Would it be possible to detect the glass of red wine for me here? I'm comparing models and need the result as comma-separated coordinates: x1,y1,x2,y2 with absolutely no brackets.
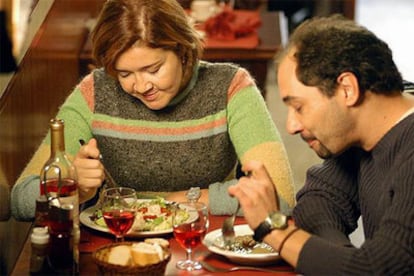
101,187,137,242
173,201,209,271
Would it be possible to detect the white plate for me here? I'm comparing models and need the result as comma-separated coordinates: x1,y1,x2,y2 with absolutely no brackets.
80,199,174,237
203,224,280,266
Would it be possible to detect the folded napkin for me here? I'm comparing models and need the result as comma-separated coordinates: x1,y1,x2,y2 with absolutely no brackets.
203,7,261,41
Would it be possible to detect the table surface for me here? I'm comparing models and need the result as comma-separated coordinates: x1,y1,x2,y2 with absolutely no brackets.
12,214,295,275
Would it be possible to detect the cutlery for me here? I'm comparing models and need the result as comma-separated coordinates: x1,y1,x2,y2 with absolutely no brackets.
221,171,251,248
79,139,119,221
221,201,240,248
200,261,288,273
78,139,117,188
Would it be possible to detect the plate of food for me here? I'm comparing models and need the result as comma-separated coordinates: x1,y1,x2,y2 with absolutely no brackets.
202,224,280,265
80,198,190,237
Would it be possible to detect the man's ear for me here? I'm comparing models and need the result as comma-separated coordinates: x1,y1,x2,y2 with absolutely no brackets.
337,72,360,106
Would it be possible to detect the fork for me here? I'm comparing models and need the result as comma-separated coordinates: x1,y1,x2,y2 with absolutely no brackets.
78,139,118,188
79,139,119,220
221,201,240,248
200,261,287,273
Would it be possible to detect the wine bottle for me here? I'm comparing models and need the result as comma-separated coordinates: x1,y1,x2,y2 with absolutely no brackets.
39,118,79,274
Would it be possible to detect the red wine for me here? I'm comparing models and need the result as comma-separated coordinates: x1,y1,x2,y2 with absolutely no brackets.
103,210,135,236
40,178,79,225
174,224,207,249
40,178,77,196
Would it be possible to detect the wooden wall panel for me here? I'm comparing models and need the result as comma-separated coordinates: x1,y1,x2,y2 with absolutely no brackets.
0,1,104,274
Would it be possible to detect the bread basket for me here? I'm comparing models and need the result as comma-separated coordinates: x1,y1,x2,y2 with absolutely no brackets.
92,242,171,275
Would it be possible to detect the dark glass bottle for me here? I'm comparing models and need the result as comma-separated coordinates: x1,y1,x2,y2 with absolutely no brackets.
34,194,49,228
39,118,79,275
48,204,76,275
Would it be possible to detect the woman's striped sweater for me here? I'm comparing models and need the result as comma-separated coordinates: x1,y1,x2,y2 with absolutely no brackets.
11,61,295,220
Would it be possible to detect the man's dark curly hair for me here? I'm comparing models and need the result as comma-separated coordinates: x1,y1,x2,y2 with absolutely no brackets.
277,14,403,97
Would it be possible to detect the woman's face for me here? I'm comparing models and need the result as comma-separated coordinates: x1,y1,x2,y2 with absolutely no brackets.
115,46,183,110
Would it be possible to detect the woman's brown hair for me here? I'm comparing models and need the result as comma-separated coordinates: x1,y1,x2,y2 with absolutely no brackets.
92,0,203,85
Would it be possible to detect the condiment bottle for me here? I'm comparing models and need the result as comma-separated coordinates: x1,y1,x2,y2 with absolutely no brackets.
39,118,79,274
186,187,201,202
48,203,76,275
30,227,50,275
34,194,49,228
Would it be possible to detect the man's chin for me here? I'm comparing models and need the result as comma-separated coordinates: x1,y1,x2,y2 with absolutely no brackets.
313,145,334,159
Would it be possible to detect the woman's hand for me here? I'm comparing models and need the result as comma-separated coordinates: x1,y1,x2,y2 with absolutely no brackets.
228,160,278,230
73,138,105,203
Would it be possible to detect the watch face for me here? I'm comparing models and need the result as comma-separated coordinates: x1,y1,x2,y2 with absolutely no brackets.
269,212,287,229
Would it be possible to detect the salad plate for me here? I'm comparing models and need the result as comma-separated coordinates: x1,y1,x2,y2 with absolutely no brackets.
80,199,190,237
203,224,280,265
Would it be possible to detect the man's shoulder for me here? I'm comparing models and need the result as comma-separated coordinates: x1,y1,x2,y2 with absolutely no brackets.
403,80,414,94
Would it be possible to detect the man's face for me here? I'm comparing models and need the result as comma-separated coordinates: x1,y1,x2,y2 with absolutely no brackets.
277,54,354,159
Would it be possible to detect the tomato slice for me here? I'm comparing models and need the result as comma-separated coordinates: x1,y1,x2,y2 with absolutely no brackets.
144,215,157,220
138,207,148,213
161,207,171,216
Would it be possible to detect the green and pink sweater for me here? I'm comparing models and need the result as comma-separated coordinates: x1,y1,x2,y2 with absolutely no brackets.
11,61,295,220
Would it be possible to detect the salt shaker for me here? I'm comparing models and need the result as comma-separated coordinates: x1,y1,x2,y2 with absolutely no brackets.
30,227,50,275
186,187,201,202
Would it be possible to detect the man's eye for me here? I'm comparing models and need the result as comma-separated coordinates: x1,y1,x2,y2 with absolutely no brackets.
294,105,302,113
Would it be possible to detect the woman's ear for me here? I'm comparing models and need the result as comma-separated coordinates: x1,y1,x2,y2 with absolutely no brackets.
337,72,360,106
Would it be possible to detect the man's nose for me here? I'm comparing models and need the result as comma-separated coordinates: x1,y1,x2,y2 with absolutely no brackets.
286,112,303,135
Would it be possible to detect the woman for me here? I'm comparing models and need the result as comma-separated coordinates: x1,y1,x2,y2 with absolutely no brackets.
11,0,295,220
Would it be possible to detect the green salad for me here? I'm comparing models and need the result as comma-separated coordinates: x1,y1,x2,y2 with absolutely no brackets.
132,198,188,231
91,198,190,232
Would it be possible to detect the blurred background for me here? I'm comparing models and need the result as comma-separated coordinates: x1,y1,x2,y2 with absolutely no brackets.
1,0,414,274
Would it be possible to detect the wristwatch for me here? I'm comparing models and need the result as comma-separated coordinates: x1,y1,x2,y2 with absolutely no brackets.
253,211,288,242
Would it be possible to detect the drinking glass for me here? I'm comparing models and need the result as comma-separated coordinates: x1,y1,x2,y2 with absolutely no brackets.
173,201,209,271
101,187,137,242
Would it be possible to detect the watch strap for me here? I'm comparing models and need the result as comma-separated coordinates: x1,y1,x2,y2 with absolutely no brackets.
253,220,272,242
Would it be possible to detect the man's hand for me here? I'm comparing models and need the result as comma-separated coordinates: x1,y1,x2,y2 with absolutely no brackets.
73,138,105,202
228,160,278,229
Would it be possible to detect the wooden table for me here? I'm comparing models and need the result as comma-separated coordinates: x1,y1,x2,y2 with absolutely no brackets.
79,11,287,97
11,215,295,275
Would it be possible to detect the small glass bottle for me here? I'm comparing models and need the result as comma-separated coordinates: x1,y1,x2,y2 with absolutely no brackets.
48,203,76,275
30,227,50,275
39,118,79,274
34,194,49,228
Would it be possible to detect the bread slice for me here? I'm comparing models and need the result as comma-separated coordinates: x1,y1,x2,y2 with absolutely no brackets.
144,238,170,249
131,242,163,266
107,245,132,266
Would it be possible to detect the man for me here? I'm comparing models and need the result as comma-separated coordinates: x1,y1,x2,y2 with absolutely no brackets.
229,14,414,274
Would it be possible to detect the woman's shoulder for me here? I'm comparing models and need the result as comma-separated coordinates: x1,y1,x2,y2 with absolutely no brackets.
90,67,115,82
84,68,119,92
199,60,240,71
197,61,251,81
199,61,253,78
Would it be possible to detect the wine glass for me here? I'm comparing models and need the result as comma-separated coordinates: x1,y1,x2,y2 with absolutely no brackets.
173,201,209,271
101,187,137,242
